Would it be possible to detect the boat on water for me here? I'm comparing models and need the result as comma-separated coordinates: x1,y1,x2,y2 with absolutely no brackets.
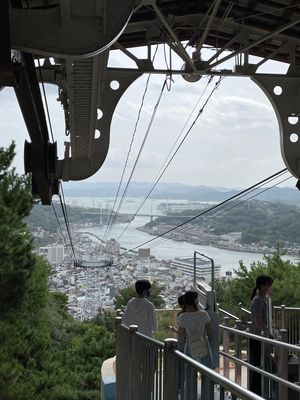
170,256,221,283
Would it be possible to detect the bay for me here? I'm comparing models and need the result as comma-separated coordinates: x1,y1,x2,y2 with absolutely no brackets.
67,196,299,275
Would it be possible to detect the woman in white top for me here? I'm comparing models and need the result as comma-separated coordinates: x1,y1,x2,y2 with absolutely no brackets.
177,290,213,400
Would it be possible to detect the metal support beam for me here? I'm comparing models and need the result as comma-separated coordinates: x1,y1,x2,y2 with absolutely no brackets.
14,53,58,204
252,74,300,180
0,1,20,86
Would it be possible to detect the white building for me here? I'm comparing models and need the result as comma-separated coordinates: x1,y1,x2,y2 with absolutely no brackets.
47,246,65,264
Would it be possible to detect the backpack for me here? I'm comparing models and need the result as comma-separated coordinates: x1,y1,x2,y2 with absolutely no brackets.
188,334,208,359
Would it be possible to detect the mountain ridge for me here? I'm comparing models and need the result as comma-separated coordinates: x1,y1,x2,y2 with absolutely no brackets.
62,181,300,204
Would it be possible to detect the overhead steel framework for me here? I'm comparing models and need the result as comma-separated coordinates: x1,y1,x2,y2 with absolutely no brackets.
2,0,300,203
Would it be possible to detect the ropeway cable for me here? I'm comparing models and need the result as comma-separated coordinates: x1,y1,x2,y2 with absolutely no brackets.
116,75,219,241
102,73,152,242
58,183,77,263
147,171,292,250
37,58,55,143
103,77,168,240
37,58,78,263
133,169,290,250
52,202,68,249
119,167,288,255
102,46,160,242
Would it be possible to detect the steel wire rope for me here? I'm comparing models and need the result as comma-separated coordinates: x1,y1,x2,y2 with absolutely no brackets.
37,58,78,263
58,184,77,263
138,168,290,250
116,75,218,242
102,46,160,242
51,202,68,249
37,58,55,143
146,170,292,250
163,41,174,91
124,169,290,253
101,72,152,241
119,167,288,255
60,184,77,262
104,77,168,240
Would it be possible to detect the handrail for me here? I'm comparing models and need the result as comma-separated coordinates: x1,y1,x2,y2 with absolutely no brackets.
135,329,165,348
240,306,251,315
174,349,264,400
219,349,300,393
220,324,300,352
218,307,239,320
273,305,300,311
116,318,266,400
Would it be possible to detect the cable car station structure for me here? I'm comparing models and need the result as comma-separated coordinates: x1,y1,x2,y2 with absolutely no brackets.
1,0,300,204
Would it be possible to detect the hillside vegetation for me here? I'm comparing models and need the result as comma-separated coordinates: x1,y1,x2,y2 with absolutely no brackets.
0,144,115,400
147,200,300,247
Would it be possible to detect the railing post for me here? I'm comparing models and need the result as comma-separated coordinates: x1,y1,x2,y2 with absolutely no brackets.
281,305,286,329
129,325,138,400
116,309,122,317
246,321,252,392
163,338,178,400
235,320,242,386
223,317,230,379
278,329,288,400
173,306,177,338
238,303,242,321
115,317,123,400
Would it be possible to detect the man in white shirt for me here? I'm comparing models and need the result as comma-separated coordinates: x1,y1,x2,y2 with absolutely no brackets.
122,279,157,337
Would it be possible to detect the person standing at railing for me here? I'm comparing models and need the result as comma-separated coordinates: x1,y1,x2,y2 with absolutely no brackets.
171,294,187,351
249,274,274,396
122,279,157,337
177,290,213,400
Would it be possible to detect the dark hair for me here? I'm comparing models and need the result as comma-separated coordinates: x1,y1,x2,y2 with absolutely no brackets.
250,275,273,300
178,294,185,307
135,279,151,295
184,290,198,308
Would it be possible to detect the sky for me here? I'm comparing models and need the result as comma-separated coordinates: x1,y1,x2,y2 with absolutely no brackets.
0,45,296,190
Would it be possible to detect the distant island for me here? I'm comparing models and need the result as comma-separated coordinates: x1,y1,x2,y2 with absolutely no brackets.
139,199,300,256
62,181,300,205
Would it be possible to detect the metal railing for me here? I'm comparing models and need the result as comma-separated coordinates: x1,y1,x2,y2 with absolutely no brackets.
116,318,164,400
221,317,300,400
220,302,300,346
273,305,300,346
115,317,265,400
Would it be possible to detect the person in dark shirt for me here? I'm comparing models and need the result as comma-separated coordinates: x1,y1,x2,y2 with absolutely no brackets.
249,274,273,396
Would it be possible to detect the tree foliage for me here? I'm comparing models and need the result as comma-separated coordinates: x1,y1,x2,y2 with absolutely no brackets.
215,246,300,316
0,144,115,400
114,280,166,309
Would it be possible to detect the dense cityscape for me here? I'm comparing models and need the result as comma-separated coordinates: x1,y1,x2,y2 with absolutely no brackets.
30,196,300,321
37,228,225,321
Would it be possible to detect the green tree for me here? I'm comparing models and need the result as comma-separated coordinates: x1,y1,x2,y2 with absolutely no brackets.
0,143,116,400
215,246,300,316
0,143,51,399
114,280,166,309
